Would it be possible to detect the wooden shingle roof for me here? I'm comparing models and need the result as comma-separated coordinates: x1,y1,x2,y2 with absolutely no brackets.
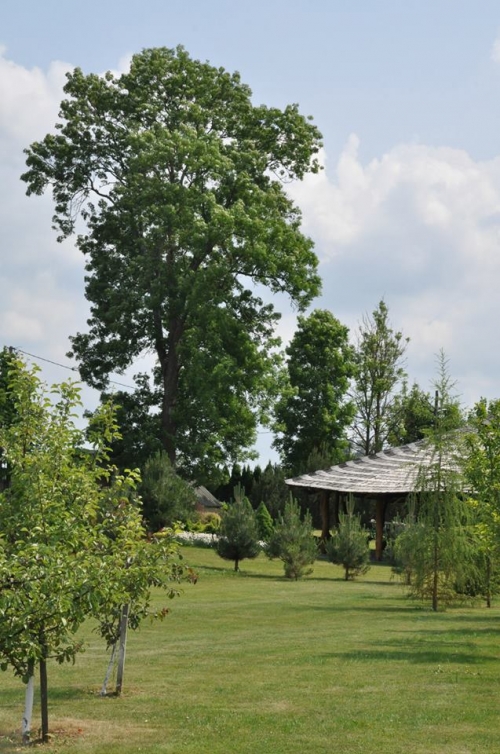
286,440,458,496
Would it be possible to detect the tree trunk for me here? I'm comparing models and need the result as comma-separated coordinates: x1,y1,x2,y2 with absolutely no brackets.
234,559,239,572
22,663,35,744
115,604,130,696
432,536,439,612
486,556,491,608
157,314,184,466
39,644,49,743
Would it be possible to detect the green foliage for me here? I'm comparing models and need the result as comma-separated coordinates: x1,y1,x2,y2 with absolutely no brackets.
256,501,274,542
267,496,317,579
400,354,473,610
199,512,222,534
216,492,260,571
22,46,322,480
248,462,289,519
386,382,435,447
0,347,19,489
387,381,463,447
0,360,187,736
325,496,370,580
352,300,409,455
273,309,355,474
139,450,197,531
86,379,163,474
463,398,500,606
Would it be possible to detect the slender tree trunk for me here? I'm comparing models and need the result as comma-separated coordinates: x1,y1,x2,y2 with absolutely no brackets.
234,559,239,572
115,604,130,696
432,535,439,612
486,555,491,608
22,662,35,744
39,642,49,743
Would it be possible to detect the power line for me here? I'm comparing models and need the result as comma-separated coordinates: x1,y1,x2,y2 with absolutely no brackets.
10,347,136,390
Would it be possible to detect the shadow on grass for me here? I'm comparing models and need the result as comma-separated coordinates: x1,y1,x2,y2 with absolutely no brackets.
319,646,492,664
196,565,285,581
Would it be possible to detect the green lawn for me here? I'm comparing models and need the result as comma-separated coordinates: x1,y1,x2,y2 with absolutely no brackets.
1,547,499,753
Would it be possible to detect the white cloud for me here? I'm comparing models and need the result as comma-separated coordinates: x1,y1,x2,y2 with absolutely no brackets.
0,49,71,151
289,137,500,405
491,34,500,64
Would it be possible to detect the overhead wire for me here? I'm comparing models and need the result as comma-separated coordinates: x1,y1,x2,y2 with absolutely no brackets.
9,346,135,389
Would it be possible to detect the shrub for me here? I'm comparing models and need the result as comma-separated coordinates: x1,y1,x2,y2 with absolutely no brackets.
325,496,370,580
216,490,260,571
267,497,317,579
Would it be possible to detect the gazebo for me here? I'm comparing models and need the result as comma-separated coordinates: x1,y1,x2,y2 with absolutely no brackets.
286,440,444,560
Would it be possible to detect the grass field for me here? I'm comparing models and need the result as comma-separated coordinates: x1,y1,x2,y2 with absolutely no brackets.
1,546,499,753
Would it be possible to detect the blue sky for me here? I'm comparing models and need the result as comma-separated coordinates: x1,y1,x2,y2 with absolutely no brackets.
2,1,500,463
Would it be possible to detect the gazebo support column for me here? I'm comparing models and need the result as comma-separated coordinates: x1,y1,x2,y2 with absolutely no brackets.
375,497,389,561
319,490,331,541
331,491,340,528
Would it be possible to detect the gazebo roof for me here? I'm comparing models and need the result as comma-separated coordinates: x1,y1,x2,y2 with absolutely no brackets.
285,439,456,496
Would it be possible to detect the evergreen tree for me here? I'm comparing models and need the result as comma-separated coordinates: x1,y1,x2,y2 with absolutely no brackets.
248,462,289,519
139,451,197,531
398,353,472,610
325,496,370,580
216,488,260,571
256,501,274,542
267,496,317,579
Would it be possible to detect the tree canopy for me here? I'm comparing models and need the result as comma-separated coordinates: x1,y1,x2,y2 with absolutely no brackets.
351,300,408,456
22,46,323,480
273,309,355,474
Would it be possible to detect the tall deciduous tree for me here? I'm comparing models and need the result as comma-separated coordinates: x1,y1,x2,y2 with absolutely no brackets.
22,46,322,478
273,309,355,474
352,300,409,456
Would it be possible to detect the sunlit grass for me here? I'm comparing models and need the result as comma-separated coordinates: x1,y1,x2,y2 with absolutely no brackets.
1,547,499,753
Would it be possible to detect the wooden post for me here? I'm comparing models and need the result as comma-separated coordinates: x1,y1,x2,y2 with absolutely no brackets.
39,649,49,742
115,604,130,696
331,491,340,528
375,497,388,561
22,663,34,744
319,490,331,541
